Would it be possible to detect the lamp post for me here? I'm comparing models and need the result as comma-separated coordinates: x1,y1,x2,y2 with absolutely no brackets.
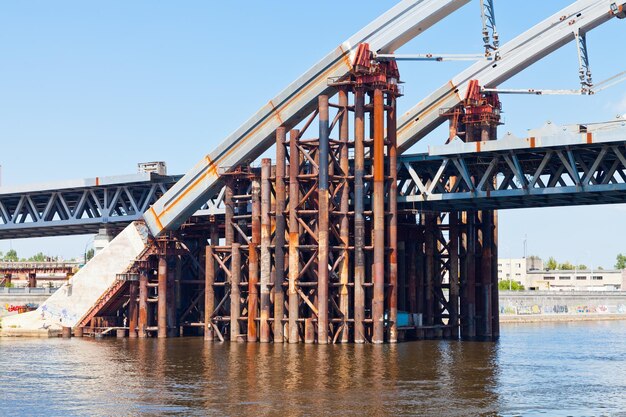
83,236,95,266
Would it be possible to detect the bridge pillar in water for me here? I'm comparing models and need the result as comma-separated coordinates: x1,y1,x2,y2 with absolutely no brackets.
128,279,138,338
157,256,168,338
28,273,37,288
138,269,149,338
166,256,178,338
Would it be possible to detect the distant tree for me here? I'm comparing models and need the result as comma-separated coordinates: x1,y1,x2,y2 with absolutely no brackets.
4,249,18,262
615,253,626,270
499,280,525,291
597,266,604,270
559,261,575,270
577,264,588,270
28,252,47,262
546,257,558,270
85,248,95,262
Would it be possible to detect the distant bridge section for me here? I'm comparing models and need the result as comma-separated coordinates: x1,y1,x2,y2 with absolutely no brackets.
397,120,626,210
0,173,225,239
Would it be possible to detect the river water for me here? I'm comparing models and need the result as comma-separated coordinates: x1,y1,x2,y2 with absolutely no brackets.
1,321,625,416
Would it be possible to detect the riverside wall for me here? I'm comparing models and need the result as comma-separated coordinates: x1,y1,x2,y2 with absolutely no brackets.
0,287,58,319
4,289,626,324
499,291,626,323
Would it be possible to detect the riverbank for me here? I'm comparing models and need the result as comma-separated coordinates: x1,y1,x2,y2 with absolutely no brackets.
499,290,626,323
0,287,58,318
501,314,626,323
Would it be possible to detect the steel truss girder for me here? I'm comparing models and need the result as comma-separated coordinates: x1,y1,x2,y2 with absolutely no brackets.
397,138,626,211
0,176,225,239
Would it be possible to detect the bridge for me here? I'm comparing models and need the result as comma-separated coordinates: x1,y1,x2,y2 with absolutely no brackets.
3,120,626,237
0,172,225,239
2,0,626,342
0,261,79,287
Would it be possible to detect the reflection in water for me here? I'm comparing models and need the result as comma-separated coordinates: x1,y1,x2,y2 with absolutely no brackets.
2,321,626,416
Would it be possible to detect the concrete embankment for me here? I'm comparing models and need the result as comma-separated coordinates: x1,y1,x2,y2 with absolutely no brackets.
0,287,58,318
0,221,149,337
499,291,626,323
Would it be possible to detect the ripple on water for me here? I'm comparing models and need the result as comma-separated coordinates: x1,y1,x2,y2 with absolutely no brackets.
0,321,625,416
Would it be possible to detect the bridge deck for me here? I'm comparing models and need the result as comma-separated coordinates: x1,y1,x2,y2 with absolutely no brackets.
1,122,625,239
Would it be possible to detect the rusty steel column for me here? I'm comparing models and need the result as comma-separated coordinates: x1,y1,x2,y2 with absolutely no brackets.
288,129,300,344
480,212,493,340
274,127,287,343
338,88,350,343
62,326,72,338
260,158,272,343
210,219,219,247
230,243,241,342
157,256,167,338
492,210,500,339
416,223,425,318
372,88,385,344
408,237,418,315
448,212,460,339
464,212,477,340
166,257,177,338
138,269,148,338
128,281,138,338
317,95,330,345
204,245,215,341
28,273,36,288
354,87,366,344
225,180,235,247
387,94,398,343
424,214,436,328
248,176,261,342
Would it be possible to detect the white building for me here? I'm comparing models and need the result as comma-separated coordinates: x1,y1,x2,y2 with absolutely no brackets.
526,269,624,291
497,257,625,291
497,258,527,284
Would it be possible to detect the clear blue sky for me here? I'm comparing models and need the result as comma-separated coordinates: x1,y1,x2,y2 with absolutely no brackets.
1,1,625,267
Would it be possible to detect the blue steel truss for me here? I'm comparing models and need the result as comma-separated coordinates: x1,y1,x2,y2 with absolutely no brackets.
3,122,626,239
0,173,225,239
397,122,626,211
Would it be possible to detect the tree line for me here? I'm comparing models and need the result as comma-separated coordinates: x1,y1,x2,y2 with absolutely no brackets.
0,250,60,262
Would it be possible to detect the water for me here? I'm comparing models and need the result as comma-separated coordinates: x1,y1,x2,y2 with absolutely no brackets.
1,321,625,416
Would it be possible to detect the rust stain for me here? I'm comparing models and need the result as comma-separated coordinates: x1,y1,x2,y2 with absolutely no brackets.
95,177,100,186
530,137,536,148
268,100,284,125
159,156,218,217
586,132,593,144
476,142,481,152
148,206,164,232
205,155,218,177
338,44,354,72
